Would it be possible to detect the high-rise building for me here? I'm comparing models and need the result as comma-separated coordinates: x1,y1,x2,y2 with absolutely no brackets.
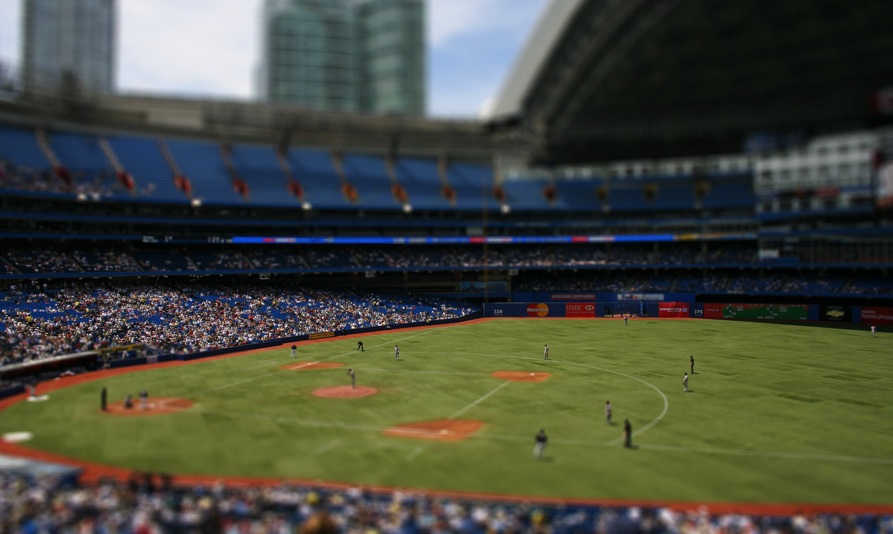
355,0,425,116
21,0,116,95
259,0,425,116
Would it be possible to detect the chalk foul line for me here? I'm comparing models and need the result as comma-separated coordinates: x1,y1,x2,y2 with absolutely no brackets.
449,381,511,420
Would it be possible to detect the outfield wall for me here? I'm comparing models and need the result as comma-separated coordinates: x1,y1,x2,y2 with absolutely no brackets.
483,302,893,325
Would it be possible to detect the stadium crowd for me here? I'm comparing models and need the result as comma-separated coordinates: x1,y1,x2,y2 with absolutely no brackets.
0,472,888,534
0,283,478,367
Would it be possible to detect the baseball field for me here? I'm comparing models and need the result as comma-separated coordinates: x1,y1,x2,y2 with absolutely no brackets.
1,318,891,506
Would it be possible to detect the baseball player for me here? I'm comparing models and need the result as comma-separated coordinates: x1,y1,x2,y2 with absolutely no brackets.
683,373,689,392
690,355,694,374
534,429,548,459
139,389,149,411
624,316,628,325
395,345,400,361
543,344,549,360
624,419,632,448
357,341,364,351
290,344,297,358
871,325,876,338
101,387,108,411
348,368,356,389
605,401,612,424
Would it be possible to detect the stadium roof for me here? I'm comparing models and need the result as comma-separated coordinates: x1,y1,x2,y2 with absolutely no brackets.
490,0,893,164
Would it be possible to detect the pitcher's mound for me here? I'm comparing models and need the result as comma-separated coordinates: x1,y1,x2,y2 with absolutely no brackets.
492,371,551,382
384,419,484,441
313,386,377,398
281,361,345,371
104,397,193,416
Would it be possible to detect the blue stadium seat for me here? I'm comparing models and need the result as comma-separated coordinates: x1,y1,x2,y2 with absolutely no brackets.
502,179,552,211
553,179,603,211
229,144,296,207
341,154,398,210
395,159,450,210
166,139,245,205
286,149,352,209
447,163,500,211
107,135,186,202
0,126,51,170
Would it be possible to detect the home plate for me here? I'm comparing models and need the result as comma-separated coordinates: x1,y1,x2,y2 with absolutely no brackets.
3,432,33,443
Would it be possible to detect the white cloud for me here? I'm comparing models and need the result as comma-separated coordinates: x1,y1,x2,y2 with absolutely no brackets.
0,0,21,65
118,0,263,99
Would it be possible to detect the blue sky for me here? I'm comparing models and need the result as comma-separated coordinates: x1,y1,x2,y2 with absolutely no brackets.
0,0,548,117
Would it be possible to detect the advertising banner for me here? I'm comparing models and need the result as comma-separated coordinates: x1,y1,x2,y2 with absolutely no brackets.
552,293,597,301
565,302,596,318
818,305,851,323
861,306,893,325
617,293,665,301
703,304,808,321
526,303,551,317
658,302,691,318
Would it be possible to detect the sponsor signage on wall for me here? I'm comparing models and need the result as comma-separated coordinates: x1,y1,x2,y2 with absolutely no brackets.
526,303,550,317
658,302,690,318
565,302,596,317
703,304,807,321
617,293,665,301
861,306,893,325
819,305,851,322
552,293,597,301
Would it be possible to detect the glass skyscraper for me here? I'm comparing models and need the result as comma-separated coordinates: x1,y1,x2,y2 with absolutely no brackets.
260,0,425,116
21,0,116,95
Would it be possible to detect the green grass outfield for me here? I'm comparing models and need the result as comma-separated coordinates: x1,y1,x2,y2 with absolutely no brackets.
1,318,892,504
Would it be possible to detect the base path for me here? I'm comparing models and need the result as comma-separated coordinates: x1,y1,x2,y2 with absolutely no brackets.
103,397,193,416
491,371,551,383
281,361,345,371
313,386,377,398
384,419,484,442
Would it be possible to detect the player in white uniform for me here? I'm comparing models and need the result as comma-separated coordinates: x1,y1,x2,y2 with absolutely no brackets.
543,344,549,360
348,368,356,389
290,344,296,358
871,325,877,337
605,401,612,424
395,345,400,361
683,373,689,392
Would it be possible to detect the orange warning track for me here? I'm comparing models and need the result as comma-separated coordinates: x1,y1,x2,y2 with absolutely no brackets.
281,361,345,371
312,386,377,398
384,419,484,441
103,397,193,416
492,371,551,382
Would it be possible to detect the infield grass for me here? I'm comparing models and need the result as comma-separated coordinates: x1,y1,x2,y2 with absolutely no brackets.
1,318,892,504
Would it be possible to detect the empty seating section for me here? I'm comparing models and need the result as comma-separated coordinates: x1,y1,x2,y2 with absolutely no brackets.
107,135,185,202
341,154,397,209
651,184,694,210
395,159,450,210
502,179,552,210
287,149,351,209
704,182,756,209
448,164,500,210
229,144,295,207
166,139,244,205
553,179,603,210
0,126,49,170
48,132,116,193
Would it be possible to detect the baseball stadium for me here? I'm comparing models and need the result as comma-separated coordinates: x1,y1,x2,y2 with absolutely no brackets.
1,0,893,531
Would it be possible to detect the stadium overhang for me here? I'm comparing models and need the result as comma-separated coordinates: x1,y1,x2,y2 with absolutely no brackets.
497,0,893,164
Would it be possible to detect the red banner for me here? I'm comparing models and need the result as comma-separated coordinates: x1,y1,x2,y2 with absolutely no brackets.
565,302,595,318
659,302,690,318
704,303,724,319
861,306,893,325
